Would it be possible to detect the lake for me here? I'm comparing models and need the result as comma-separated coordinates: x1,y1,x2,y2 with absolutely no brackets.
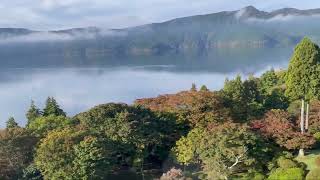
0,61,288,127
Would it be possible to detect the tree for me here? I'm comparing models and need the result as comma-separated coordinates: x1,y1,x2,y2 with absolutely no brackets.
0,128,38,179
251,110,315,151
263,88,289,110
35,129,85,179
6,117,19,129
173,122,272,179
74,103,182,172
200,85,209,92
259,69,279,94
26,100,42,127
72,136,115,179
43,97,66,117
28,115,74,137
285,37,320,156
223,75,264,122
190,83,197,92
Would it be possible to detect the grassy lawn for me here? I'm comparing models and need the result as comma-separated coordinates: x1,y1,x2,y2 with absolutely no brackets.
296,149,320,170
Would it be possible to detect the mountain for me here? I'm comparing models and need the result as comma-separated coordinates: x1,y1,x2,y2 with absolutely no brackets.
1,6,320,70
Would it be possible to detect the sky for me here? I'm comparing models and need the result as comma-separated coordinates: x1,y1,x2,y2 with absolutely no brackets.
1,0,320,30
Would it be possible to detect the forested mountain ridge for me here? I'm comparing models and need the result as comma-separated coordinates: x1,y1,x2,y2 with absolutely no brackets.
0,6,320,52
1,6,320,68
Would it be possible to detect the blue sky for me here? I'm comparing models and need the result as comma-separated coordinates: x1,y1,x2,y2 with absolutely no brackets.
1,0,319,30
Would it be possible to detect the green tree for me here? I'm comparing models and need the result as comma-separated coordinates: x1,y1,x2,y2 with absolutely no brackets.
173,122,271,179
43,97,66,117
223,75,263,122
200,85,209,91
74,103,182,173
6,117,19,129
72,136,115,179
35,129,85,179
28,115,74,137
285,37,320,156
26,100,42,127
259,69,279,94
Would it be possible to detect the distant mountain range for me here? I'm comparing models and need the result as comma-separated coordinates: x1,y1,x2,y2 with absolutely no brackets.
1,6,320,69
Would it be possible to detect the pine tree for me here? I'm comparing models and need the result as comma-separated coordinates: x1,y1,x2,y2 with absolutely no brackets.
43,97,66,117
190,83,197,92
26,100,42,127
6,117,19,129
285,37,320,156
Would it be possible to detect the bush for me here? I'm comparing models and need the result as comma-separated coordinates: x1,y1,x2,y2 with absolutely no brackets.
160,168,189,180
277,157,297,169
239,171,265,180
314,132,320,141
268,168,304,180
306,168,320,180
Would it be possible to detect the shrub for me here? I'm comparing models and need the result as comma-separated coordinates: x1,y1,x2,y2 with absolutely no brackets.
277,157,297,169
160,168,188,180
268,168,304,180
314,132,320,141
306,168,320,180
239,171,265,180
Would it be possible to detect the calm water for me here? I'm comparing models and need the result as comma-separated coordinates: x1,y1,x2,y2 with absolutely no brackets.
0,63,289,127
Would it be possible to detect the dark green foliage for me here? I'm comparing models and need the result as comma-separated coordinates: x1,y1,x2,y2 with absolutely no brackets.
75,103,182,169
43,97,66,117
222,75,264,122
263,88,289,110
26,100,42,127
6,117,19,129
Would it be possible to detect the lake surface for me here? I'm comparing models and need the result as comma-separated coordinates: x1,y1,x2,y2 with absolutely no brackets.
0,61,289,127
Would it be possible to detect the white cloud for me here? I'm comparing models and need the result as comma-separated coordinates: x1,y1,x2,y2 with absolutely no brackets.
0,0,319,30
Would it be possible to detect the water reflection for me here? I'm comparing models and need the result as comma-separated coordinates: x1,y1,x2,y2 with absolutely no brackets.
0,64,287,127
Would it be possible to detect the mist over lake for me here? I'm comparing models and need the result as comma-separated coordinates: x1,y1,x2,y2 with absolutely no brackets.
0,38,293,127
0,58,288,127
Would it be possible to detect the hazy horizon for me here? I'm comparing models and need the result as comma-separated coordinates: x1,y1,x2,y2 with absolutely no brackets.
1,0,320,30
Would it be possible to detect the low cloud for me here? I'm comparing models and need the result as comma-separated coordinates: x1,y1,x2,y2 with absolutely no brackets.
1,0,320,30
0,28,127,43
